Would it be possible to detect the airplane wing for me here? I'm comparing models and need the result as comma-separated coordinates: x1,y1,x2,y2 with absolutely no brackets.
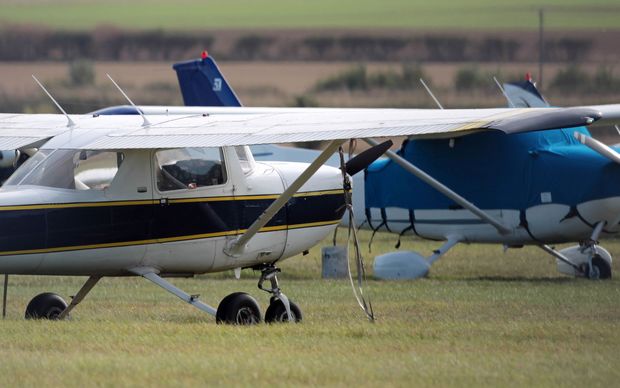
0,106,604,150
0,114,71,149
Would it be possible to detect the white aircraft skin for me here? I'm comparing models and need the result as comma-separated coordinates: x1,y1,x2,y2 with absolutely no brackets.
0,150,342,276
374,202,620,244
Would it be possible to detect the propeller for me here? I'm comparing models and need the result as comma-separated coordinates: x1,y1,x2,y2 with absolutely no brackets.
343,139,393,176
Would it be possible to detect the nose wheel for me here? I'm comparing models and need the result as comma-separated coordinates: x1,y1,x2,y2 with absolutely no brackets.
582,254,612,280
265,297,302,323
258,264,302,323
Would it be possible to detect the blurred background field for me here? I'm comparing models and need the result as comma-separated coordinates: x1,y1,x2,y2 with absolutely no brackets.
1,0,620,30
1,0,620,122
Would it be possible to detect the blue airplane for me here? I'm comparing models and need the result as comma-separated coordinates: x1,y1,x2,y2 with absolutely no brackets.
365,76,620,280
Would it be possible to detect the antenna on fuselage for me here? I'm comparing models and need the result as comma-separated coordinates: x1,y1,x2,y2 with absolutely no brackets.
493,76,516,108
32,75,76,128
419,78,444,109
105,73,151,127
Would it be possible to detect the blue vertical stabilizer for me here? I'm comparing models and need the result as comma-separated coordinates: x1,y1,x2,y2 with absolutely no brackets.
503,75,549,108
173,54,242,107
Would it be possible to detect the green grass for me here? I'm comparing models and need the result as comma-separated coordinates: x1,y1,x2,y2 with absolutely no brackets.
0,229,619,386
0,0,619,30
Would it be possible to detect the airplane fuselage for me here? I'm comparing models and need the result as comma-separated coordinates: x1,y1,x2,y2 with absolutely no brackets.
0,145,345,276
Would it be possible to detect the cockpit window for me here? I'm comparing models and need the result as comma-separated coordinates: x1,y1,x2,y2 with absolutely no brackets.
155,147,227,191
4,149,123,190
3,149,49,187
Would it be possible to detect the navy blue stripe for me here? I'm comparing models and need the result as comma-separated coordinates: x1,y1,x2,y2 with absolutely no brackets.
0,193,345,253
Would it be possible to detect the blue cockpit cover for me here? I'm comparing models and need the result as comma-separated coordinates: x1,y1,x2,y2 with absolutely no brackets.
365,127,620,212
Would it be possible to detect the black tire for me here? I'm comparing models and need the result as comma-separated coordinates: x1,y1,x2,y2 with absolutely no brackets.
25,292,67,320
264,299,302,323
588,255,612,280
216,292,261,325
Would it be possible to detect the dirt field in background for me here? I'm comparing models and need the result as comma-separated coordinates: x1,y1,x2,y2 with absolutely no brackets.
1,60,615,104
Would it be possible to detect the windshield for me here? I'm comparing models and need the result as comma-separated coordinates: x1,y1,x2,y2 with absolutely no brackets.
4,150,50,187
4,149,123,190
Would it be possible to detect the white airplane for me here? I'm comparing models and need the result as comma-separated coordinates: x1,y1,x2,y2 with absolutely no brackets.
0,103,608,323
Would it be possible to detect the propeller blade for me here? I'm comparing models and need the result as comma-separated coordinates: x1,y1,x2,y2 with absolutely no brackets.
344,140,393,176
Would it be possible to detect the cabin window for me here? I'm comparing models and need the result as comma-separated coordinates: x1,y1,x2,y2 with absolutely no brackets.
155,147,227,191
4,149,123,190
73,151,124,190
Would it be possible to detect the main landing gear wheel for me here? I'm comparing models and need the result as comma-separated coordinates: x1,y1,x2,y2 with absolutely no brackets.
257,264,301,324
586,255,612,280
265,298,302,323
216,292,261,325
24,292,68,320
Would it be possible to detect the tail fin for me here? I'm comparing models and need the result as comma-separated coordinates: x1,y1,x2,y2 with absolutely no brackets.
503,73,549,108
172,51,242,107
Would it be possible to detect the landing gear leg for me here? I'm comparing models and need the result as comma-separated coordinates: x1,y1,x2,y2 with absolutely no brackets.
2,274,7,319
542,221,612,280
130,268,217,316
579,221,612,280
58,275,101,320
258,264,302,323
24,275,101,320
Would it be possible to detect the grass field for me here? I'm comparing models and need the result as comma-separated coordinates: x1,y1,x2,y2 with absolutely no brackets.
1,0,620,30
0,229,618,387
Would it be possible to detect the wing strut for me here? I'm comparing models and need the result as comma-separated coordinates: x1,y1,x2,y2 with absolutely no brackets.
574,131,620,165
226,139,345,256
363,138,512,235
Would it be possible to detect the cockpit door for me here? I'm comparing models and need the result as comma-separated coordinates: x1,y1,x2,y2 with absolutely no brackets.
148,147,235,273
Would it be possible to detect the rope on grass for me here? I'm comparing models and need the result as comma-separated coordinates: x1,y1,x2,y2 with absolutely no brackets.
338,145,374,323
